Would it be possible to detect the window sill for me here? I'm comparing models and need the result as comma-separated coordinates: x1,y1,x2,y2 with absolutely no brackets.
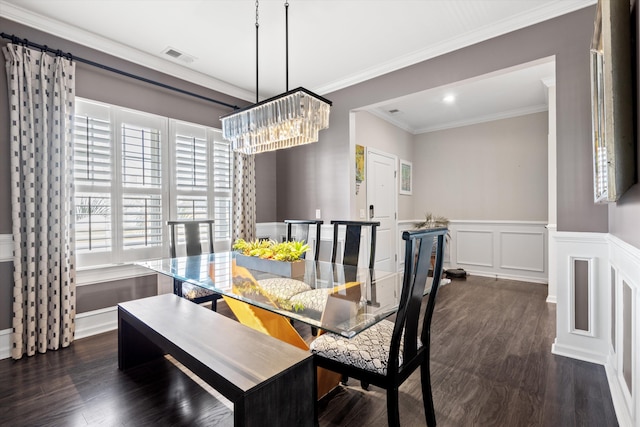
76,262,156,287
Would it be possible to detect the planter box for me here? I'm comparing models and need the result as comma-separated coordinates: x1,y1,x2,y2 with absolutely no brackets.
235,253,306,278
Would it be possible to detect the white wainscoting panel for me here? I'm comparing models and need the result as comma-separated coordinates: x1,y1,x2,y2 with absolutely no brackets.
451,221,548,283
256,222,286,242
456,229,494,267
500,231,545,272
0,234,12,263
569,256,596,337
75,306,118,340
547,224,558,303
552,232,609,365
605,234,640,427
0,329,10,360
398,220,547,282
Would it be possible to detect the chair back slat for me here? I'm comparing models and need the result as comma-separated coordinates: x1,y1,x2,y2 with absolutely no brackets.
330,220,380,269
167,219,215,258
284,219,323,261
389,228,447,378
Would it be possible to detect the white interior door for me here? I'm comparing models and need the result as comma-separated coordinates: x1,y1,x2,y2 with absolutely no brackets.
366,149,397,272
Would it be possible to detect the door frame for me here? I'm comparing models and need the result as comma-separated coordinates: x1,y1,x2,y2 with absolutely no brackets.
366,147,398,272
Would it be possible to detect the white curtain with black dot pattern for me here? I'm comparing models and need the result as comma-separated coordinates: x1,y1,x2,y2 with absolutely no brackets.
3,44,77,359
232,152,256,242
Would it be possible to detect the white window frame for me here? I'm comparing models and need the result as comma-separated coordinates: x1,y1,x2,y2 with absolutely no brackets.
74,98,232,270
168,119,232,254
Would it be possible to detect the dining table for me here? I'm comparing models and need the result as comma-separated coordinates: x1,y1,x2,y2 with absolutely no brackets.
139,251,402,338
138,251,415,397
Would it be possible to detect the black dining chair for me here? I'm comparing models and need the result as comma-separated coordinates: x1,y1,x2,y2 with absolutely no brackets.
284,219,323,261
289,220,380,336
310,227,447,427
167,219,221,311
330,220,380,270
257,220,325,326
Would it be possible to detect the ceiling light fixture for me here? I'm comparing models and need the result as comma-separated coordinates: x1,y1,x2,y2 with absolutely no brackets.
221,1,332,155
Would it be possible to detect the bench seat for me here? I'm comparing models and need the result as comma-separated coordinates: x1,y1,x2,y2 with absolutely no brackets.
118,293,315,427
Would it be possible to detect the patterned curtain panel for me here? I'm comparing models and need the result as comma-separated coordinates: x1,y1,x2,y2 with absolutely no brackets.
232,152,256,242
3,44,77,359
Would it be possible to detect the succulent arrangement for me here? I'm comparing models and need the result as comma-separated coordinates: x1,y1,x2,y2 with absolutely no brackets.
232,238,310,262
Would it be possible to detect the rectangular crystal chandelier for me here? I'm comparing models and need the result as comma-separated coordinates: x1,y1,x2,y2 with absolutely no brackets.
221,87,331,155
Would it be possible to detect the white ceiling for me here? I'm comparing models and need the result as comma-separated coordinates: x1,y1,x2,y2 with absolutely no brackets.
365,57,556,134
1,0,593,132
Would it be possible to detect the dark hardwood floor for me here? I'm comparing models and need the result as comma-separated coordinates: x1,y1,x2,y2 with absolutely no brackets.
0,276,618,426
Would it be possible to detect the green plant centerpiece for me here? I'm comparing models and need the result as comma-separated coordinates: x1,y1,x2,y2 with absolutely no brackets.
232,238,310,278
232,239,310,261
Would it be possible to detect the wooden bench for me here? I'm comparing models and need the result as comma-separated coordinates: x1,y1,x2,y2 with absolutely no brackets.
118,293,315,426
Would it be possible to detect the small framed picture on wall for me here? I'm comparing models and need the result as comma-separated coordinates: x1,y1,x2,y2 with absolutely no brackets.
400,159,412,195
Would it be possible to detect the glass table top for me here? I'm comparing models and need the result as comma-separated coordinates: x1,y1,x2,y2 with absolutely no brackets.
138,252,402,337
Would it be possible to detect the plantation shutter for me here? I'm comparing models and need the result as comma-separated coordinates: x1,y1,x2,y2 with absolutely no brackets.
73,101,113,264
212,135,232,242
72,99,232,266
120,111,166,258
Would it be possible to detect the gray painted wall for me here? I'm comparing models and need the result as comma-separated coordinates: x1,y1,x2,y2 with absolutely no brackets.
353,111,414,221
275,6,609,234
0,18,247,327
76,275,158,313
255,151,278,222
414,112,548,221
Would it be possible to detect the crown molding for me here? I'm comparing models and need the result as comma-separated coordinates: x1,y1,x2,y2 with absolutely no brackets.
366,103,549,135
0,0,255,103
0,0,594,100
416,104,549,134
317,0,595,95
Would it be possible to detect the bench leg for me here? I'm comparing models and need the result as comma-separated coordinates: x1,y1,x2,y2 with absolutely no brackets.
118,308,164,370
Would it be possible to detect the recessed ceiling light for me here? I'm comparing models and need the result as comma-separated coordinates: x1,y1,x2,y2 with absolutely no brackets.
443,94,456,104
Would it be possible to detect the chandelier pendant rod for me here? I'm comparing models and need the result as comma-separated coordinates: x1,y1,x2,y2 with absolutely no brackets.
255,0,260,104
285,1,289,91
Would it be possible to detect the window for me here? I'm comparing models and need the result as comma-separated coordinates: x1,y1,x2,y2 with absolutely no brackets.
73,99,232,267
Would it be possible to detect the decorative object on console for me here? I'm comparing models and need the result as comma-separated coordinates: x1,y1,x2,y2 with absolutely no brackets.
221,1,332,155
414,213,449,232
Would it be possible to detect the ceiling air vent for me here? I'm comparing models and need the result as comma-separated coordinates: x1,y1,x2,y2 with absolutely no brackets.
388,109,400,114
161,47,196,64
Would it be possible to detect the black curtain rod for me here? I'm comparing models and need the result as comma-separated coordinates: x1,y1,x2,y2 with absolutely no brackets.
0,32,240,111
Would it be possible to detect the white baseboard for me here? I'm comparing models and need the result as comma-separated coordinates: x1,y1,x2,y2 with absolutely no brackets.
605,360,634,427
0,306,119,360
465,269,549,285
74,306,118,340
0,234,12,263
0,329,10,360
551,338,608,365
